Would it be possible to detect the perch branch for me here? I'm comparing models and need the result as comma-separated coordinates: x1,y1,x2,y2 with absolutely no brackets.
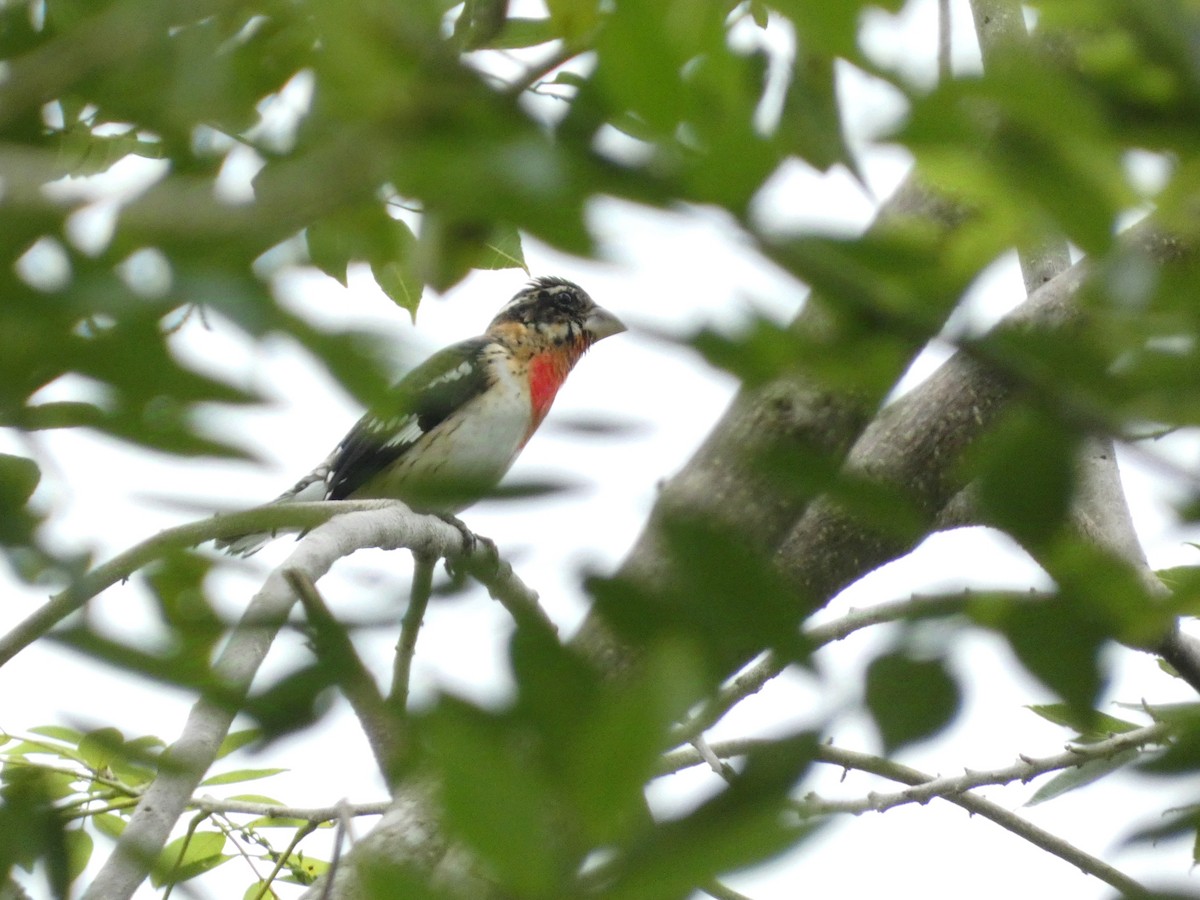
80,505,536,900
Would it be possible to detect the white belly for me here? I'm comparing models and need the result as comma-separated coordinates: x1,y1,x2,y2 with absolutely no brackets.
361,364,532,510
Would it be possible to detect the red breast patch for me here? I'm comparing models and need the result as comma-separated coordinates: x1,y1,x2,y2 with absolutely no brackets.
525,351,572,444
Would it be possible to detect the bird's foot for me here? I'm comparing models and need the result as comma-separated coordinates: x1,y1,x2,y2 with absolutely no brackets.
437,513,498,579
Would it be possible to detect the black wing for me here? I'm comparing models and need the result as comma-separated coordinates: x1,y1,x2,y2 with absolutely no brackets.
326,337,492,501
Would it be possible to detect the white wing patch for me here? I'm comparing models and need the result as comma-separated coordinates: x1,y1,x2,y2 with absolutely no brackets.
382,418,425,449
426,359,474,387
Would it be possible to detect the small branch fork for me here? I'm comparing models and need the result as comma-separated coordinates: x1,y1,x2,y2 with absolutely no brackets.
661,727,1168,899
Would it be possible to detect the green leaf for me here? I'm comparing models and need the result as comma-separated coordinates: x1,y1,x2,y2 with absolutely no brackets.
473,223,526,271
899,52,1131,253
509,616,700,846
0,453,41,545
0,454,39,506
93,813,127,839
1026,703,1140,739
307,205,422,318
151,831,230,888
0,766,74,895
1026,749,1139,805
749,0,769,29
1116,700,1200,724
546,0,600,43
970,405,1078,548
1123,808,1200,848
767,1,883,57
452,0,511,48
371,257,422,321
568,642,702,843
57,127,164,176
421,697,561,896
865,652,961,752
225,793,285,805
776,51,857,174
984,596,1109,722
64,827,93,884
244,881,279,900
589,515,811,686
1157,564,1200,616
216,729,262,759
200,767,288,787
77,728,125,772
1137,711,1200,775
226,794,309,828
479,17,557,49
27,726,83,747
242,661,340,740
357,856,460,899
280,852,329,885
602,733,822,899
593,0,693,133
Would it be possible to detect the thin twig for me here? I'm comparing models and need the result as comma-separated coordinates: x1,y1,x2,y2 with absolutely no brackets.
660,735,1161,898
691,735,736,781
207,810,269,892
192,796,388,822
320,804,356,900
251,820,318,900
389,554,435,717
286,570,398,776
661,725,1168,798
161,810,210,900
505,44,584,98
937,0,952,82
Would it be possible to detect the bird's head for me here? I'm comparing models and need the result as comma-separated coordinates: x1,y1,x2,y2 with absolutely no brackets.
487,276,626,350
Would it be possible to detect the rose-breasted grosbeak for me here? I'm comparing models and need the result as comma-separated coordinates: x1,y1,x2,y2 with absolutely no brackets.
217,276,625,556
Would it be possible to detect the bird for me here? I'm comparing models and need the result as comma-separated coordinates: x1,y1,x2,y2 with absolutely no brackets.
216,276,626,556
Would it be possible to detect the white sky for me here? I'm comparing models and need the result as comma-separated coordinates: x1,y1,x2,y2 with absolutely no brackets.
4,1,1200,897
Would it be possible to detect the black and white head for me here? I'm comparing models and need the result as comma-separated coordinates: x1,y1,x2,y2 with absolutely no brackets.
488,276,626,347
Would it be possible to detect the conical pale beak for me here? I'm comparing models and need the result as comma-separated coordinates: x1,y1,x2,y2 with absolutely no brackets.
584,306,627,342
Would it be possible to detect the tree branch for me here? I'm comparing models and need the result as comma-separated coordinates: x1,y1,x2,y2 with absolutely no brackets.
191,796,389,822
805,743,1155,898
80,505,535,900
286,570,398,778
660,724,1168,797
660,733,1164,899
0,499,402,668
389,554,435,719
769,216,1196,626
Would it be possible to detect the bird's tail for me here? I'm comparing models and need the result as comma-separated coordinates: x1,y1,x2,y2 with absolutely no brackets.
214,461,332,557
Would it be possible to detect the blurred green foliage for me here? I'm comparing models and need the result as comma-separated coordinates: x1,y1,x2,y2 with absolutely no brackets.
4,0,1200,896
